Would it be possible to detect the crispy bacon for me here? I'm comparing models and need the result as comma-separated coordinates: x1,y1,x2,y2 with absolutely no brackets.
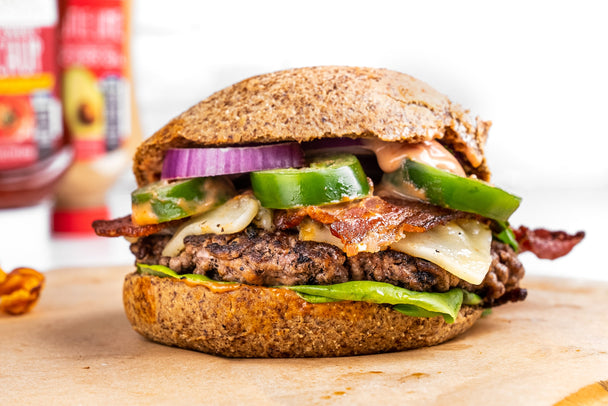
275,196,477,256
92,215,187,238
513,226,585,260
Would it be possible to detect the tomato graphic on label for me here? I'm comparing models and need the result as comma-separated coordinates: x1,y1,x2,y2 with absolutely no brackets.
0,96,35,143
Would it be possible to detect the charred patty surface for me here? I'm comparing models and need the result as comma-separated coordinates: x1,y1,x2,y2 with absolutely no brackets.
131,227,525,306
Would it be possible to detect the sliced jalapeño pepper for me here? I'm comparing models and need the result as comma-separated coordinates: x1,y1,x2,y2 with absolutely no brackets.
131,177,235,225
492,220,519,251
382,159,521,222
250,154,370,209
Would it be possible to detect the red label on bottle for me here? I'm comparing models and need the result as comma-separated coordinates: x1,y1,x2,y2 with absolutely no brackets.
60,0,130,161
0,26,57,77
60,0,125,76
0,26,62,170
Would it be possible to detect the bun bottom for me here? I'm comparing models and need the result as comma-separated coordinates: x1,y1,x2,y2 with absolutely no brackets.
123,271,483,358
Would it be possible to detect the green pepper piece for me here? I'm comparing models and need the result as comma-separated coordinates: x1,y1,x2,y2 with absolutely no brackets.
493,220,519,251
250,154,370,209
131,177,235,225
382,159,521,222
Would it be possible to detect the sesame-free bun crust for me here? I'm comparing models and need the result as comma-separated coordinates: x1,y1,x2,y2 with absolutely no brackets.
123,272,483,358
134,66,491,186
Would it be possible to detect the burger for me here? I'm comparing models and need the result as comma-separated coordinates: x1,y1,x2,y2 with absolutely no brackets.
93,66,584,357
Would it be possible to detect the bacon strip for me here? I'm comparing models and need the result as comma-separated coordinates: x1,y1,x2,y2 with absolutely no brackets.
513,226,585,260
276,196,477,256
92,215,187,238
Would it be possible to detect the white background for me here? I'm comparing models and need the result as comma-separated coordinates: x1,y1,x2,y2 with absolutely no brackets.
1,0,606,281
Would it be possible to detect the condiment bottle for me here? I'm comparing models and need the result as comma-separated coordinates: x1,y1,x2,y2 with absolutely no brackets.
53,0,140,234
0,0,71,208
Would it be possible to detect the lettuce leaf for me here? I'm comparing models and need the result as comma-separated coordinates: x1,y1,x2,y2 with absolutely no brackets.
136,263,233,284
289,282,466,323
393,304,451,319
136,263,482,324
463,290,483,306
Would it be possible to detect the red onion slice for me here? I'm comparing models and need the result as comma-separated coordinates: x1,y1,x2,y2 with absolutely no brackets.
161,143,305,179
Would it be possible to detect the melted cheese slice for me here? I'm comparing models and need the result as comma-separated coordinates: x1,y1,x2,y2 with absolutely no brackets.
390,219,492,285
300,218,492,285
300,218,345,248
162,194,259,257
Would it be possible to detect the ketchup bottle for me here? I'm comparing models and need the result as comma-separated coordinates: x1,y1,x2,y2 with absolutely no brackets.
0,0,71,209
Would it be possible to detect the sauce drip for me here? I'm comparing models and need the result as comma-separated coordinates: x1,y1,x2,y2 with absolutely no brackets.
364,139,466,176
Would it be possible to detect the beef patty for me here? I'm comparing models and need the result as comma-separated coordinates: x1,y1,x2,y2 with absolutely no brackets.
131,227,525,306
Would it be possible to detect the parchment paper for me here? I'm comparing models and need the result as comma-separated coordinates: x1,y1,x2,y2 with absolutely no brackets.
1,266,607,405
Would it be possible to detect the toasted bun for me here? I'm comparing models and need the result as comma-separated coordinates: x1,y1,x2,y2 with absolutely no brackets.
134,66,491,186
123,272,483,358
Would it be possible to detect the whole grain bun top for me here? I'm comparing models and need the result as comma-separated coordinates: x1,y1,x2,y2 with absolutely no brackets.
133,66,491,186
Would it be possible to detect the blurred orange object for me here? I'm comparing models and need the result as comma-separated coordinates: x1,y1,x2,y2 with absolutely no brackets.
0,267,45,315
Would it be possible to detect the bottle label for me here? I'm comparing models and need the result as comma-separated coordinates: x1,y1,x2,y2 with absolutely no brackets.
0,26,62,170
60,0,130,161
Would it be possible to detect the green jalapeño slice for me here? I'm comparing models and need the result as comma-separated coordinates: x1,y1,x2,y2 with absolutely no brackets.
131,176,235,225
382,159,521,222
250,154,370,209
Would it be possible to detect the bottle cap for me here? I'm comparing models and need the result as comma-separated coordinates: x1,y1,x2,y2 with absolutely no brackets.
52,206,109,235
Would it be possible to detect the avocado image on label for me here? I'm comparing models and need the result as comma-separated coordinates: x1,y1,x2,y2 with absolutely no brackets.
63,67,105,139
